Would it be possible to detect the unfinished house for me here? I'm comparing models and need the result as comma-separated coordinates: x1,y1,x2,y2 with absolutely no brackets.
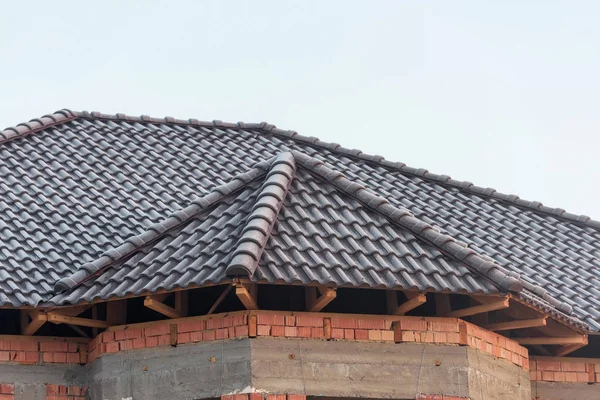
0,110,599,400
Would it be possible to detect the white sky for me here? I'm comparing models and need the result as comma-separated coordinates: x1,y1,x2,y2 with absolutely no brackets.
1,1,599,219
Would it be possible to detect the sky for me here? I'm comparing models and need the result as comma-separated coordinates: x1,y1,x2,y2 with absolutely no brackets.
1,1,599,219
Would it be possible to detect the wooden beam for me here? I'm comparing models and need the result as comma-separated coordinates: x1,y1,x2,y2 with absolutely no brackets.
47,313,110,329
443,298,509,318
395,292,427,315
309,288,336,312
483,317,548,332
555,343,587,357
514,335,588,346
175,291,188,317
208,285,233,315
50,304,94,317
235,284,258,310
23,312,47,335
107,299,127,325
305,286,317,310
20,310,30,333
144,296,181,319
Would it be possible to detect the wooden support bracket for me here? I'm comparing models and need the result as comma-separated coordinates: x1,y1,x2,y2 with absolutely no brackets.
307,287,337,312
555,343,587,357
144,295,181,319
23,311,47,335
235,283,258,310
483,316,548,332
47,313,110,329
443,298,509,318
175,291,188,317
514,335,588,346
208,285,233,315
394,292,427,315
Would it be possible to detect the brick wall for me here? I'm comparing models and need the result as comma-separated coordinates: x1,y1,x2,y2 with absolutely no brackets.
416,395,469,400
0,336,87,366
0,384,14,400
46,384,87,400
530,356,599,383
222,394,305,400
1,311,529,370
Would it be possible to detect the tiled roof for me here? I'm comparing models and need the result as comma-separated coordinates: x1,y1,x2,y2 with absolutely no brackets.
49,151,506,305
1,110,599,331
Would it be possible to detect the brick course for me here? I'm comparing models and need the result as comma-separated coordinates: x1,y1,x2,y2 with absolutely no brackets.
45,384,87,400
530,356,600,383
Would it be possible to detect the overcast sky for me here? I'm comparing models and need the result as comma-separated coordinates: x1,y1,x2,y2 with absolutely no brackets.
1,1,599,219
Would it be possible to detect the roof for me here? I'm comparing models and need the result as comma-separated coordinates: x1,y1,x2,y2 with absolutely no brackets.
49,151,506,305
1,110,599,331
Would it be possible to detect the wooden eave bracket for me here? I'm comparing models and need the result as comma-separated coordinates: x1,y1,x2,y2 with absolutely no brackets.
144,295,181,319
306,287,337,312
442,297,509,318
23,311,48,335
514,335,588,346
387,291,427,315
482,316,548,332
235,283,258,310
208,284,233,315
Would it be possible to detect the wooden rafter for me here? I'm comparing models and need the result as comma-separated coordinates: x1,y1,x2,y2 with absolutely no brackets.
47,313,110,329
483,317,548,332
208,285,233,315
23,311,47,335
307,287,337,312
50,304,94,317
175,291,188,317
442,298,509,318
235,283,258,310
514,335,588,346
394,292,427,315
144,295,181,319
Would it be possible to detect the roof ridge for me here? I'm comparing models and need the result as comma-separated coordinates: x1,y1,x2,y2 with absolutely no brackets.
52,157,275,295
4,109,598,229
225,152,296,277
291,150,584,326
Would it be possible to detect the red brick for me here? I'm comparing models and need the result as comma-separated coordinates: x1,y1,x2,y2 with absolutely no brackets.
311,327,324,338
206,318,224,330
446,333,460,344
101,331,115,342
114,330,127,341
223,315,235,327
285,327,298,337
553,371,566,381
124,328,143,339
249,393,263,400
368,330,382,341
562,361,586,372
298,327,312,338
10,340,38,352
0,341,10,351
266,395,286,400
67,386,82,395
270,326,285,337
202,330,216,341
576,372,589,382
433,332,447,344
401,331,416,342
46,384,59,395
232,314,247,326
288,395,306,400
157,335,171,346
399,319,428,331
356,318,386,330
257,325,271,336
565,372,578,382
17,351,39,364
331,317,356,329
257,314,284,326
522,358,529,370
355,329,369,340
344,329,355,340
215,328,229,340
0,351,10,362
190,331,203,342
0,384,13,394
296,315,324,327
145,324,172,336
285,316,296,326
67,342,79,353
429,320,459,333
331,328,345,339
235,325,249,337
537,361,562,371
178,333,191,344
105,342,119,353
40,341,68,353
530,370,542,380
145,336,159,347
